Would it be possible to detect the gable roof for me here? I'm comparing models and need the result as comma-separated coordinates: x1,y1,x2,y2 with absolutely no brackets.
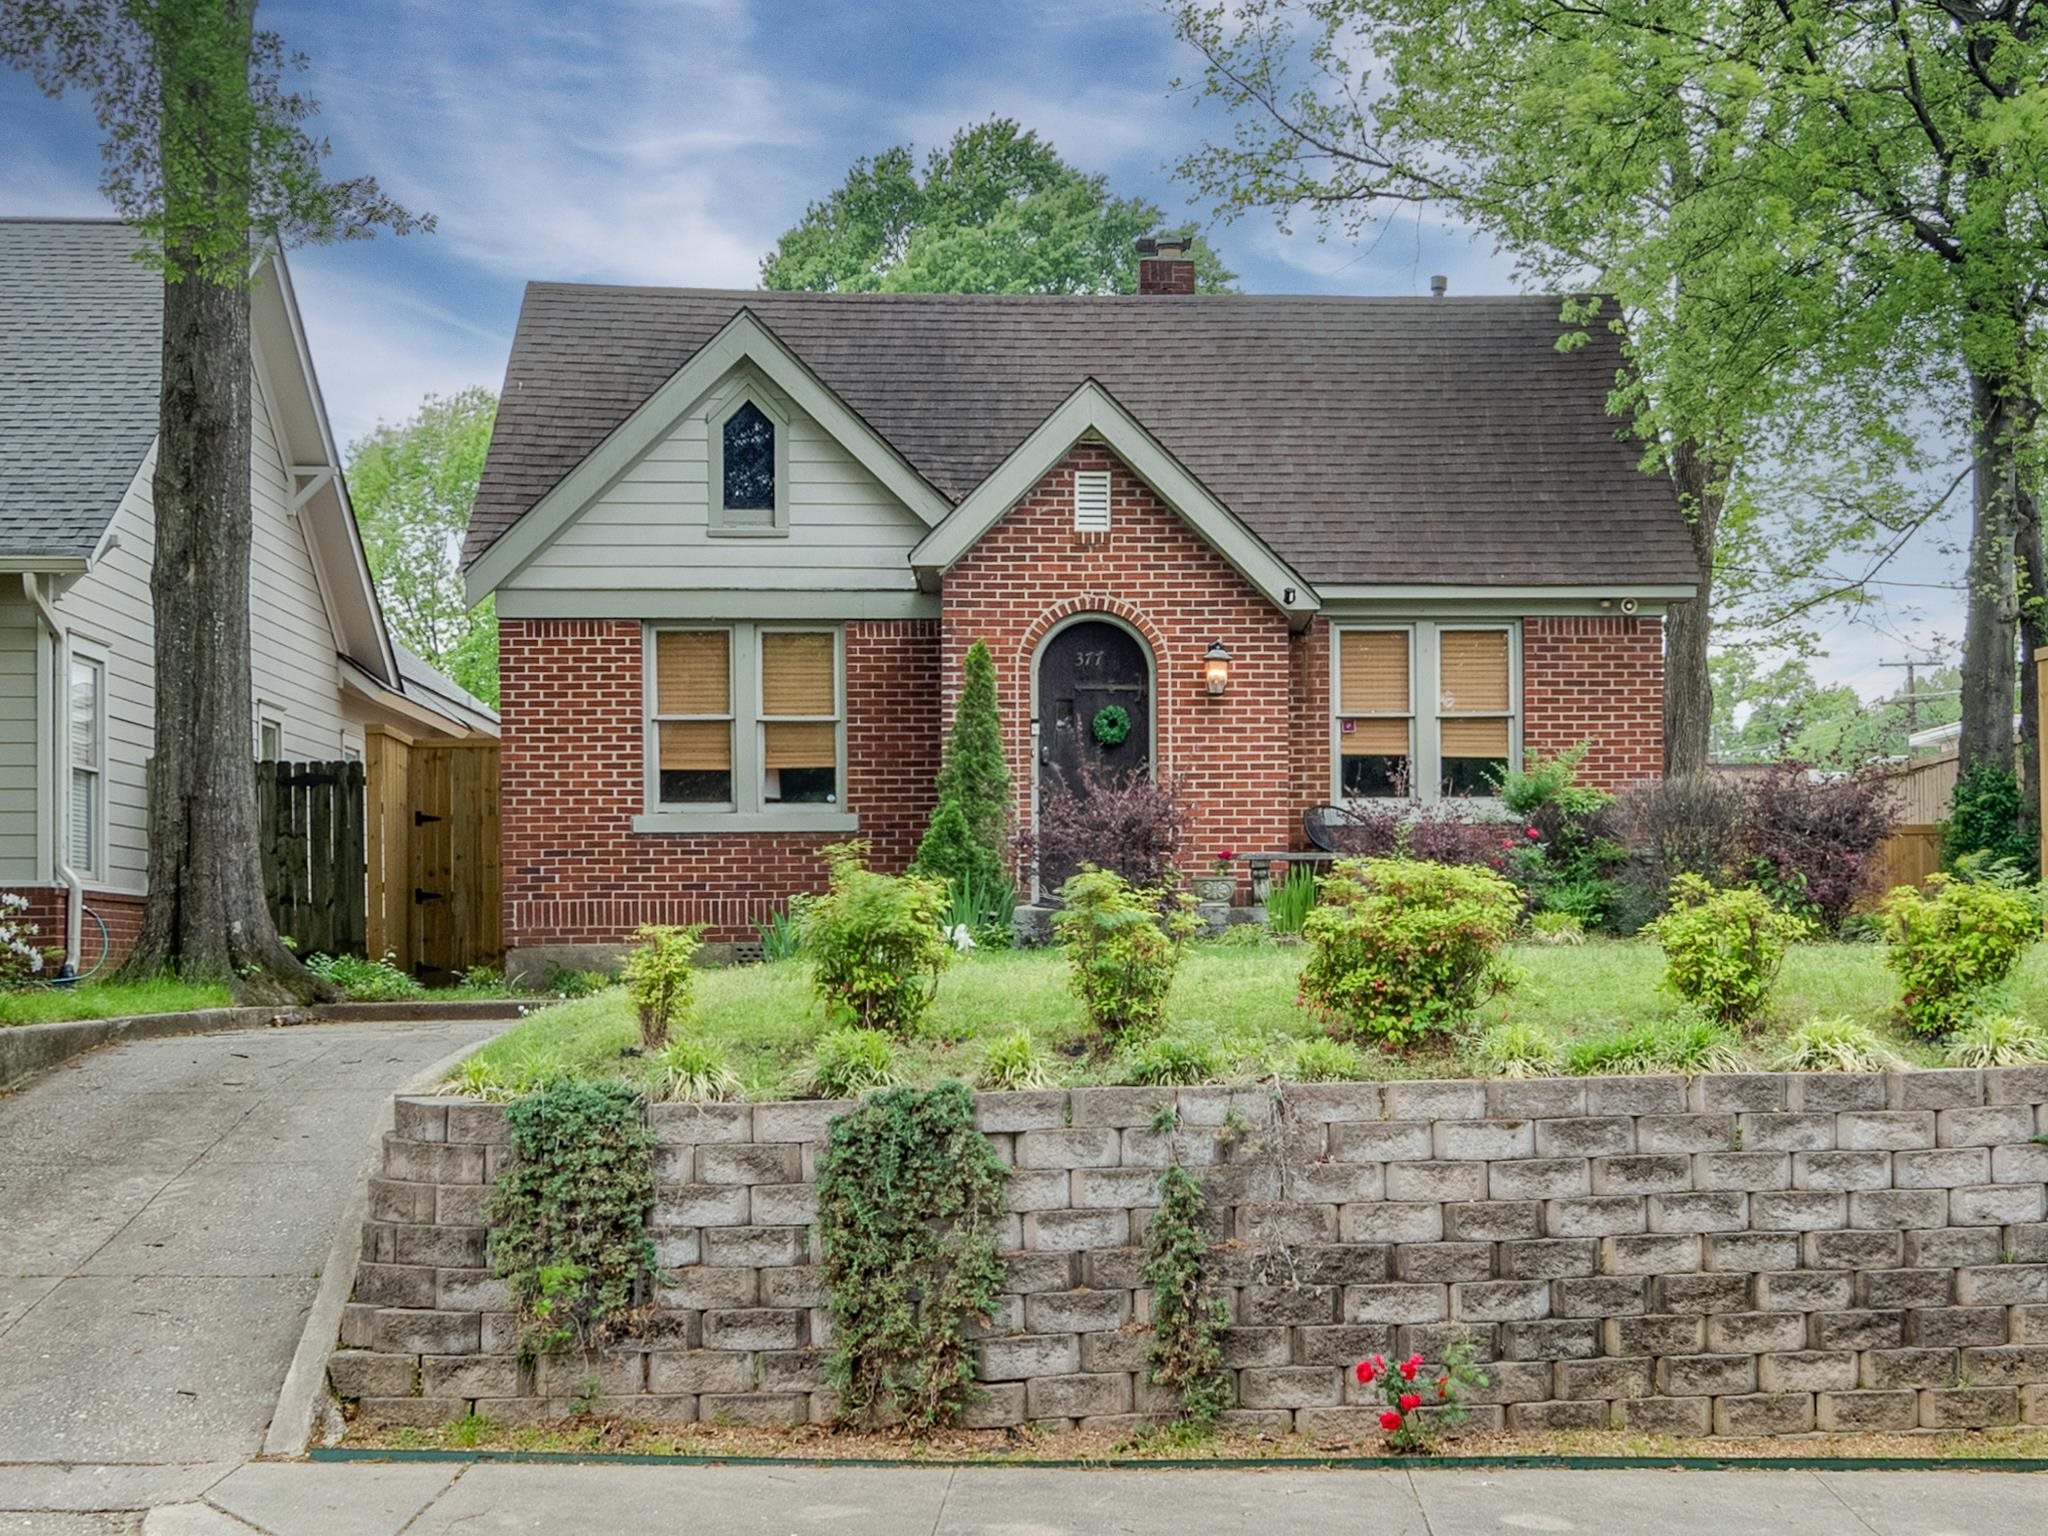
466,285,1696,591
0,220,162,560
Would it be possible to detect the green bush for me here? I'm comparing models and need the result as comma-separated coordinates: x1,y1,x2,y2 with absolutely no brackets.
816,1083,1008,1432
1297,857,1520,1047
1943,1010,2048,1067
485,1080,656,1357
803,1026,901,1098
1052,866,1198,1040
1878,873,2039,1036
1646,874,1810,1029
1474,1018,1563,1077
619,924,701,1051
1943,760,2038,876
799,840,951,1035
305,951,424,1001
1772,1015,1901,1073
912,639,1011,891
646,1036,741,1101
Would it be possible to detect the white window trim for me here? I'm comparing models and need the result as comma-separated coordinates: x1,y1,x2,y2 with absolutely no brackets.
1330,620,1521,807
704,378,791,538
256,708,285,761
636,621,857,835
66,647,106,881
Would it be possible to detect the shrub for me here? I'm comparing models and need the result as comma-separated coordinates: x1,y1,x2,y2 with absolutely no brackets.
1026,760,1192,890
1274,1035,1372,1082
1772,1015,1902,1073
1317,800,1519,871
1943,1010,2048,1067
1474,1019,1563,1078
1052,866,1198,1040
486,1080,656,1357
798,841,951,1036
1611,773,1746,893
1354,1342,1487,1451
1740,763,1895,932
912,639,1011,891
1265,863,1318,936
1878,873,2039,1036
1944,760,2038,875
803,1026,901,1098
1144,1158,1232,1428
1120,1030,1226,1086
1298,857,1520,1047
0,892,45,987
646,1036,741,1101
1646,874,1810,1029
977,1027,1057,1090
1495,744,1622,923
305,951,424,1001
816,1083,1008,1432
619,924,701,1051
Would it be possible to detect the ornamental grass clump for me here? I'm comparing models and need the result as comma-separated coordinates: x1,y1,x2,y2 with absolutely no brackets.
1052,865,1199,1041
803,1026,901,1098
1773,1015,1901,1073
1879,873,2040,1037
1354,1344,1487,1451
976,1027,1057,1090
1646,873,1809,1030
1473,1018,1562,1078
1297,857,1520,1048
1943,1010,2048,1067
798,841,951,1036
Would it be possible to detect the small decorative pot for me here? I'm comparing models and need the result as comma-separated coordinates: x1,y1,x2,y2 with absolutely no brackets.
1193,875,1236,904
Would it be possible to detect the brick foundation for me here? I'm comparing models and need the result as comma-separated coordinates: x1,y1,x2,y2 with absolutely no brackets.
0,885,144,973
336,1067,2048,1437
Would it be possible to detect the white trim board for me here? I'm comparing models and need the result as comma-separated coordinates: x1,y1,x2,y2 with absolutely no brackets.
466,309,955,602
910,379,1320,628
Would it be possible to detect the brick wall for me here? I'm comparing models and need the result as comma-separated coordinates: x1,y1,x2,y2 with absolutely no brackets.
941,445,1296,897
1522,615,1665,791
337,1067,2048,1438
499,618,940,949
0,885,144,972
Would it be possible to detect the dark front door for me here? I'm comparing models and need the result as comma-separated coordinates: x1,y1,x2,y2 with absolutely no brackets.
1037,619,1150,892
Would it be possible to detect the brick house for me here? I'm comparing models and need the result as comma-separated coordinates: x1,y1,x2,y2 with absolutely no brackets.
462,241,1695,975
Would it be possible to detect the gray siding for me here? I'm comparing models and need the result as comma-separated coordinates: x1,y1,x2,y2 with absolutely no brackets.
506,372,926,595
0,594,41,881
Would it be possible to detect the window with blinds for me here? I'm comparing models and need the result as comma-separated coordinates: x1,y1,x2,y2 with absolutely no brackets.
653,629,734,805
1437,628,1511,796
1337,628,1411,798
68,655,102,877
760,629,839,805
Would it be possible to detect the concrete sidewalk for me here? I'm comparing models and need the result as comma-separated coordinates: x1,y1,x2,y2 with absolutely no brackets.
105,1458,2048,1535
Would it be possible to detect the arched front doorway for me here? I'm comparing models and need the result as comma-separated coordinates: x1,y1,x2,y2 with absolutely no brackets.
1033,616,1153,895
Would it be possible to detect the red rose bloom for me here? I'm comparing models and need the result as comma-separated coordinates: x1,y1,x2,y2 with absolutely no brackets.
1399,1357,1420,1381
1379,1410,1404,1431
1526,826,1542,839
1355,1359,1376,1384
1400,1392,1422,1412
1435,1376,1449,1398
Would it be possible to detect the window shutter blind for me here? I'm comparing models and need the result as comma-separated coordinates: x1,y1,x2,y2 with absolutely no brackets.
1341,719,1411,757
1339,631,1409,715
659,720,731,772
69,766,93,870
1441,717,1510,757
764,720,836,770
657,630,728,715
1073,470,1111,532
761,632,835,716
1439,630,1510,713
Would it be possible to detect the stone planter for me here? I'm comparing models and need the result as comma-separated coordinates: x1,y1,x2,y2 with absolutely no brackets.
1193,874,1235,904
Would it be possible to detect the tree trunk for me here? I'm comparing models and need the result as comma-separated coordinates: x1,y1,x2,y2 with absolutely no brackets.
1663,437,1722,779
2010,391,2044,847
1958,370,2019,781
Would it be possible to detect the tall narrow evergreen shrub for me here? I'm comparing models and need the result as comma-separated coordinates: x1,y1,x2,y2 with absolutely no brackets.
914,640,1010,888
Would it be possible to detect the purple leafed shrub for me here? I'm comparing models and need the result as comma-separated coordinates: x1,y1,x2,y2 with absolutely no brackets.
1023,760,1194,892
1319,801,1518,872
1740,762,1895,931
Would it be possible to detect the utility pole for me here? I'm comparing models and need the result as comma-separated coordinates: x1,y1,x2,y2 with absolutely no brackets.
1878,656,1949,756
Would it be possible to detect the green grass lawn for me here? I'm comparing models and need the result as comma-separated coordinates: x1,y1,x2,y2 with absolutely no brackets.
454,933,2047,1100
0,976,234,1026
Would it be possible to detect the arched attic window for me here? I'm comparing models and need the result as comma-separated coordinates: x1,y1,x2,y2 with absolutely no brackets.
710,394,788,534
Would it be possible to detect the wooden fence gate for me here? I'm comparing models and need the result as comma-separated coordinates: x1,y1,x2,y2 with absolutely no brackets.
258,758,367,957
365,727,502,983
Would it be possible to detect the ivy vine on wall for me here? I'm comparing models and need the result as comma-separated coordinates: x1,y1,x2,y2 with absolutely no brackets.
1142,1108,1233,1428
815,1081,1009,1432
485,1080,657,1358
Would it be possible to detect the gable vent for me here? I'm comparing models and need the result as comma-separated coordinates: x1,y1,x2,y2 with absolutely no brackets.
1073,470,1112,533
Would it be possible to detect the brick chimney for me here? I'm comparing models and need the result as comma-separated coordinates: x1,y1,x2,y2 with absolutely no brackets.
1136,235,1196,296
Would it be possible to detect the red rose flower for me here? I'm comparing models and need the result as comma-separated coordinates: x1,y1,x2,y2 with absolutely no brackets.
1355,1359,1376,1384
1400,1392,1422,1412
1399,1356,1421,1381
1435,1376,1449,1398
1379,1410,1404,1431
1526,826,1542,839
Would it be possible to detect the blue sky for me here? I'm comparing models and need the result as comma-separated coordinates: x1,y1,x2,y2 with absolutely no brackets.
0,0,1961,700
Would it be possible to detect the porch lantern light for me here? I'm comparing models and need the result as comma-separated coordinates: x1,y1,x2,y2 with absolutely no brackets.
1204,640,1233,696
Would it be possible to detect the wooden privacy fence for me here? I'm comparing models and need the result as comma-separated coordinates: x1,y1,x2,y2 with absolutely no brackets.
258,758,367,957
1873,823,1942,894
365,727,501,982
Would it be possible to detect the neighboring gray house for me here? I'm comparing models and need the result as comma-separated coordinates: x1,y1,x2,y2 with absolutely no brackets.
0,218,493,969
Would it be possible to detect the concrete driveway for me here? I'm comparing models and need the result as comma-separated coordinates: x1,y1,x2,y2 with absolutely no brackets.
0,1018,503,1533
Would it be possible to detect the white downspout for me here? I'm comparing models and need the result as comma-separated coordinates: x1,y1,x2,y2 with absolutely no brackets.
22,573,84,971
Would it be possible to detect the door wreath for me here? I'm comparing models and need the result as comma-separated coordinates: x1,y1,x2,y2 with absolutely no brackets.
1090,704,1132,748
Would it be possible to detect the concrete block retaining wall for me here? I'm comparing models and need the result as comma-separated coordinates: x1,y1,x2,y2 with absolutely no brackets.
331,1069,2048,1437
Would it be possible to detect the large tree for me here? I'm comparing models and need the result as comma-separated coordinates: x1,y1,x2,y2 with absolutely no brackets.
763,117,1234,293
348,387,499,707
2,0,426,999
1165,0,1932,779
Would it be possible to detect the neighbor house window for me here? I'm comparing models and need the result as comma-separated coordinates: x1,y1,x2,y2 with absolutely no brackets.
68,653,104,878
258,716,283,761
707,388,789,534
647,623,842,817
1334,622,1518,804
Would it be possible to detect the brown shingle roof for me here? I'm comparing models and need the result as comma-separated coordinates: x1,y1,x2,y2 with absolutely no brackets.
465,285,1695,590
